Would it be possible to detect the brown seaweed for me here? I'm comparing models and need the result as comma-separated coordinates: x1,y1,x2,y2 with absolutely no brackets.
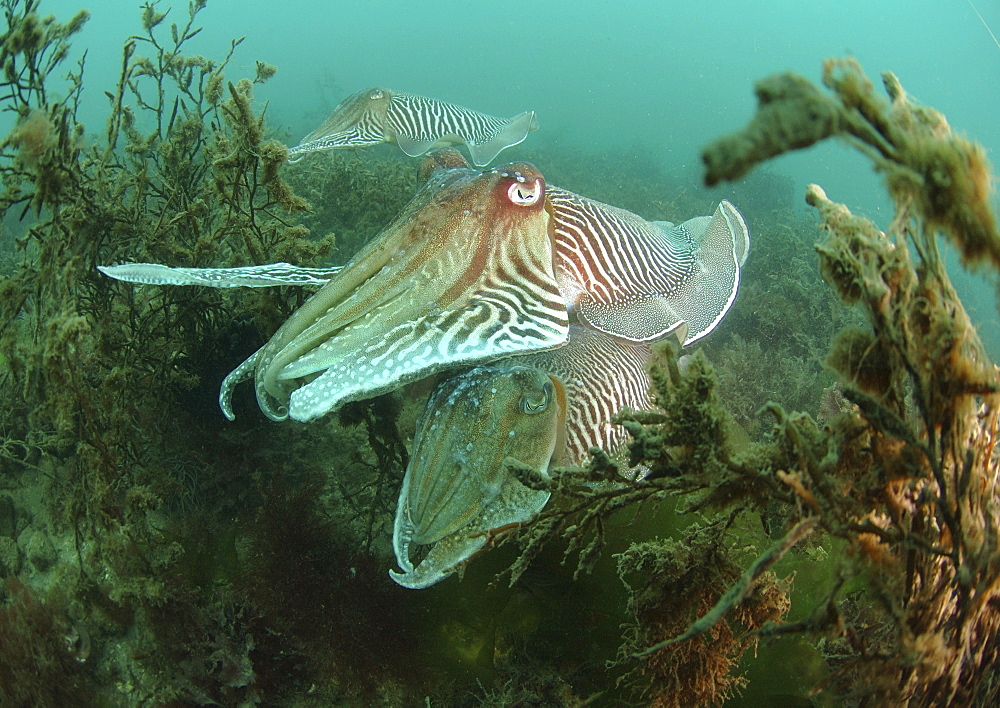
500,58,1000,705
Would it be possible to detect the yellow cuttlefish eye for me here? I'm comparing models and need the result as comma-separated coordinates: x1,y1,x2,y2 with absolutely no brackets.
519,380,553,414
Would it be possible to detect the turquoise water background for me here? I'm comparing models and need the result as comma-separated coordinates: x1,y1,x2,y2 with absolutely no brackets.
38,0,1000,348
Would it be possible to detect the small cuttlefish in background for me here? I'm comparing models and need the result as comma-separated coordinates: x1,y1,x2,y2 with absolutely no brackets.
287,87,539,166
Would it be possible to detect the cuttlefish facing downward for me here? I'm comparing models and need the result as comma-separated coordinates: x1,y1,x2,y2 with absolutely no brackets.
390,324,652,589
391,365,562,590
287,87,539,166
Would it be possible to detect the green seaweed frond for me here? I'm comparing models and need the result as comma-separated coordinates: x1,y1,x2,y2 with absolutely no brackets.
0,2,341,701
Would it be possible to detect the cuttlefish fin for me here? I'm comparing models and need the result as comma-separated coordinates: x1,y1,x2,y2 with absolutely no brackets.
659,200,749,267
549,189,749,345
393,132,447,160
724,200,751,267
646,199,748,344
577,294,686,343
97,262,343,288
464,110,539,167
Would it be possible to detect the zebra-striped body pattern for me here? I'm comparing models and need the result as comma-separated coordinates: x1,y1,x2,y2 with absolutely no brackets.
287,87,539,166
516,324,652,466
548,188,749,344
391,324,653,588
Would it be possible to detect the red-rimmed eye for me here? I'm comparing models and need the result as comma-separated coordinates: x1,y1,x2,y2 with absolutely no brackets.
507,178,542,206
492,162,545,208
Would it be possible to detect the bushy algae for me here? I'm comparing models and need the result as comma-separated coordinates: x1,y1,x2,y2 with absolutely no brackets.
518,58,1000,705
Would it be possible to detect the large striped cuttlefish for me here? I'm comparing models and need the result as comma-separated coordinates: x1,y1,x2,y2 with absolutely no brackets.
287,87,540,167
100,149,749,426
390,324,652,588
103,153,568,423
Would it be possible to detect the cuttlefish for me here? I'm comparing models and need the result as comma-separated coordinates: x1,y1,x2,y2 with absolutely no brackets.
287,87,540,167
390,324,653,589
104,154,566,422
102,150,748,425
260,158,567,421
238,159,566,423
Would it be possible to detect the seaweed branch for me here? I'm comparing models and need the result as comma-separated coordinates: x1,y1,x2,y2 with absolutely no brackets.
634,516,817,657
694,58,1000,704
704,57,1000,270
0,2,336,702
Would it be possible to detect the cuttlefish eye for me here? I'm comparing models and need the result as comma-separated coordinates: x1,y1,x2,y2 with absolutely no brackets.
519,380,553,414
369,88,384,100
493,163,545,208
507,178,543,207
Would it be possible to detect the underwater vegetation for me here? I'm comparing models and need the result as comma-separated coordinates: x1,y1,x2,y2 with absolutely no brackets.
704,59,1000,704
283,149,416,261
510,58,1000,705
0,1,997,706
0,0,410,703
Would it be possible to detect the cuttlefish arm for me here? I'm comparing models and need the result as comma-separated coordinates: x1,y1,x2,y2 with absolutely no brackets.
391,365,563,589
548,188,750,345
97,262,344,288
287,87,539,166
390,324,654,589
241,159,567,422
